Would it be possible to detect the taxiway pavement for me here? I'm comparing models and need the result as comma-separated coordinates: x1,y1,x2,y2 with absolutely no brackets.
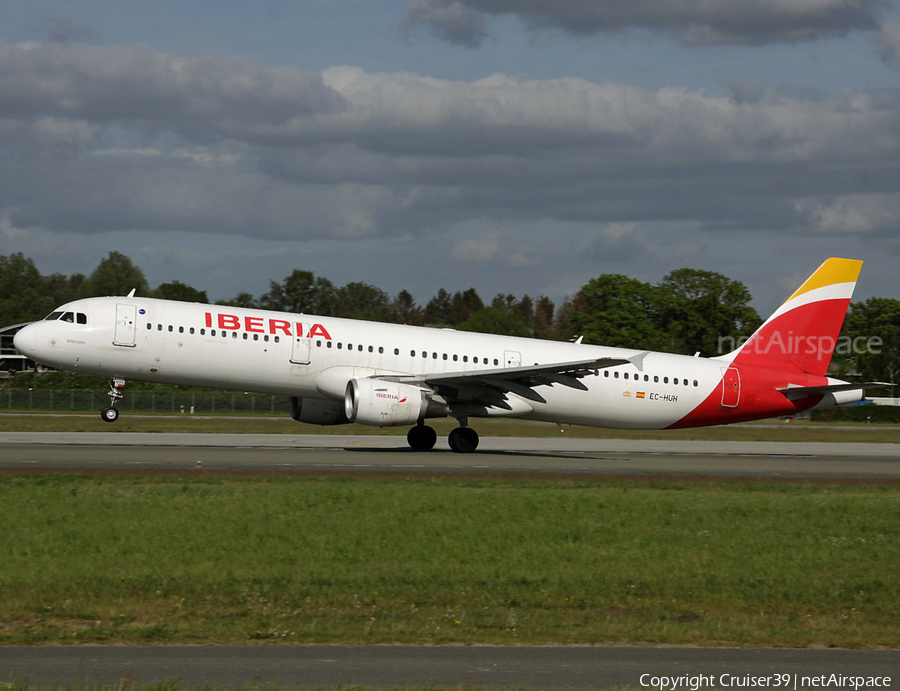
1,645,898,689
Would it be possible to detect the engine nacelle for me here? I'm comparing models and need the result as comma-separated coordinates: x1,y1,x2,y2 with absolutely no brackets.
345,379,445,427
290,396,350,425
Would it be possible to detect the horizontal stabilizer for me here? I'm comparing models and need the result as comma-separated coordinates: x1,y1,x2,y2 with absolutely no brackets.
777,382,889,401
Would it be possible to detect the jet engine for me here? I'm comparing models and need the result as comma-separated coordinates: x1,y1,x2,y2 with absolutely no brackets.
344,378,447,427
290,396,350,425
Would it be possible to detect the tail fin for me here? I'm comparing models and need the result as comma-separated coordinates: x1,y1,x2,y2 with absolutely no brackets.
724,258,862,376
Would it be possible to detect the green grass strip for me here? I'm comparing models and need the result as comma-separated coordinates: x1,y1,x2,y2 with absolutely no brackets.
0,475,897,648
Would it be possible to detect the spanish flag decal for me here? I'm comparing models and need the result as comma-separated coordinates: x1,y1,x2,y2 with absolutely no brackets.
636,392,646,399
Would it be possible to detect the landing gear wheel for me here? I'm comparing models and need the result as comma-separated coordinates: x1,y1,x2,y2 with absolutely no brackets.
101,406,120,423
448,427,479,453
407,424,437,451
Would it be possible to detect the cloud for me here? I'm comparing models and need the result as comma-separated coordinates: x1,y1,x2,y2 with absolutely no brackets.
396,0,489,48
874,20,900,68
793,193,900,234
396,0,888,47
2,41,900,249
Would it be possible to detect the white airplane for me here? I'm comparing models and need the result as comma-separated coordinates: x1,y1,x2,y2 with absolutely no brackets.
13,258,878,452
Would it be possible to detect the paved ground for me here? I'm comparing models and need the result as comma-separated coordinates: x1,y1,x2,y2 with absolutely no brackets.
0,432,898,478
1,645,897,689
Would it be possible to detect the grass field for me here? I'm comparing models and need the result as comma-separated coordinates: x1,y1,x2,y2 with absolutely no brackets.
3,412,900,443
0,474,897,648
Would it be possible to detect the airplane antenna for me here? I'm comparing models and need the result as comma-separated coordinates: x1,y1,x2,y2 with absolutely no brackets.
127,289,136,298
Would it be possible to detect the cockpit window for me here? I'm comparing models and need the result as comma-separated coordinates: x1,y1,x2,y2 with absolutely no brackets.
77,313,87,324
61,312,75,323
44,311,63,321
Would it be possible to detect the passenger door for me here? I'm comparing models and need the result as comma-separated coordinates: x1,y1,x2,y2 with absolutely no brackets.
113,304,137,347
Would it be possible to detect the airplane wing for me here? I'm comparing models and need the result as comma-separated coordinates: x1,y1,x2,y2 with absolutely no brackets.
380,351,649,409
776,381,889,401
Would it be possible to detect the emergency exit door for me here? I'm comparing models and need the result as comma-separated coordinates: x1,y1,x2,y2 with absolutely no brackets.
291,323,311,364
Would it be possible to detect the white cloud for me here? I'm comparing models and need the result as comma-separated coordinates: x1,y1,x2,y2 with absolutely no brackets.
1,40,900,250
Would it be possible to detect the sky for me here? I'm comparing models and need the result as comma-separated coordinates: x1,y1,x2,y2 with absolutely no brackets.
2,0,900,316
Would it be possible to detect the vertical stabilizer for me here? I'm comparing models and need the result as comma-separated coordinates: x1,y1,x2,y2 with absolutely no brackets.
723,258,862,376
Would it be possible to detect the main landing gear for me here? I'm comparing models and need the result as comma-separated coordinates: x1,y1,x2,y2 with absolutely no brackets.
405,420,480,453
101,377,126,423
407,423,437,451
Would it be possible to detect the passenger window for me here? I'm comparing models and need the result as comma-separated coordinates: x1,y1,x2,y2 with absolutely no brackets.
624,372,629,380
411,350,416,357
338,343,343,349
77,313,87,324
614,371,620,379
433,353,438,359
178,326,184,333
604,371,609,377
201,328,206,335
493,359,498,365
274,336,280,343
347,344,352,350
147,323,152,330
317,340,322,347
394,348,399,355
358,344,362,351
254,334,259,341
222,331,227,338
453,354,458,361
243,333,248,340
379,347,384,354
368,346,374,353
664,377,669,384
422,351,427,358
190,327,195,335
168,325,174,332
159,324,164,331
674,378,679,385
264,335,269,342
327,341,332,348
443,354,448,360
233,332,238,339
693,380,698,387
654,375,659,383
463,356,468,363
644,375,649,382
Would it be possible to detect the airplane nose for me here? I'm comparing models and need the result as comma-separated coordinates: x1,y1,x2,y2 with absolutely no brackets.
13,323,37,357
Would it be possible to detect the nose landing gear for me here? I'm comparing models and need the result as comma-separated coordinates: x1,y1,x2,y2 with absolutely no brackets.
101,377,125,423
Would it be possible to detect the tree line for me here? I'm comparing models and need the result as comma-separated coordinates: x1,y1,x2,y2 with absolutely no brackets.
2,251,898,385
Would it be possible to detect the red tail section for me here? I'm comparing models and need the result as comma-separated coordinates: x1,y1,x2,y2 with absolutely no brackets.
726,258,862,376
670,258,863,429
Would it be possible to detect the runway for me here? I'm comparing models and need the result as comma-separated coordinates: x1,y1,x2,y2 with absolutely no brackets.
0,432,898,478
1,645,897,689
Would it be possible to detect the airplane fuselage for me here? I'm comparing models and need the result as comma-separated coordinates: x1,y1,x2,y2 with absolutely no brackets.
14,296,845,431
